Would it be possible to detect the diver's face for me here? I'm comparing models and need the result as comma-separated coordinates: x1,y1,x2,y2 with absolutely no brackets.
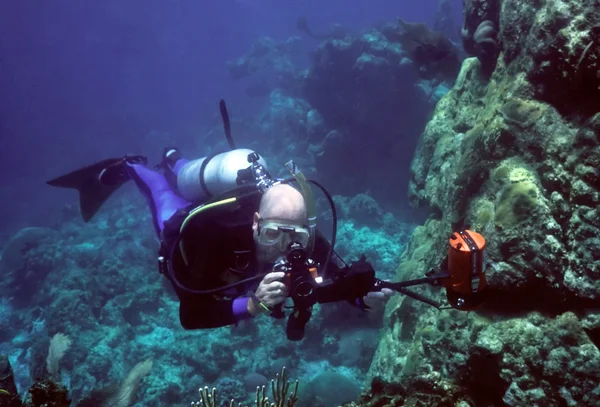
252,213,310,266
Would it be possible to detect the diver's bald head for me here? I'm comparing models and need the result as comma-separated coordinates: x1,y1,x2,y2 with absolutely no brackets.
257,184,307,223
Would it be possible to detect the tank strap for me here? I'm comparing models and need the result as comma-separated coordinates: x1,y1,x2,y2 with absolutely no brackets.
198,152,220,199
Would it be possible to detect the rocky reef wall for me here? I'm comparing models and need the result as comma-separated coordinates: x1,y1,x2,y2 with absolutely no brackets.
364,0,600,405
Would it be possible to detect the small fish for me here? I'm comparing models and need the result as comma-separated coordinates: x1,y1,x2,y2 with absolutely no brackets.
0,389,11,395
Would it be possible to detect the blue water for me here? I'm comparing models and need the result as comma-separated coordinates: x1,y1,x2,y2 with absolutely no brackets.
0,0,460,235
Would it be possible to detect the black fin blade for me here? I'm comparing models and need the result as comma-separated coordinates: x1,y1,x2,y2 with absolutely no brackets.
46,158,126,222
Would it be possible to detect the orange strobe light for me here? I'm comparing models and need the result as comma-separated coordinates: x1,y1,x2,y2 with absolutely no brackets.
446,230,487,309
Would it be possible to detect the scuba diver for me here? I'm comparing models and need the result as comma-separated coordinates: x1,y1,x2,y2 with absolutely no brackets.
47,101,488,340
46,101,393,341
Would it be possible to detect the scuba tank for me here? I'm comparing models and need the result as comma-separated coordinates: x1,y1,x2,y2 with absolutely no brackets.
176,148,269,202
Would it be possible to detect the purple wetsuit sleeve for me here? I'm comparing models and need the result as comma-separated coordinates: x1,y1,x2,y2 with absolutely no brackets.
232,297,253,320
127,163,190,237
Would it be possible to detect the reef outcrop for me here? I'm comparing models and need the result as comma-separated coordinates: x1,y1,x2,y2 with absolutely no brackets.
367,0,600,405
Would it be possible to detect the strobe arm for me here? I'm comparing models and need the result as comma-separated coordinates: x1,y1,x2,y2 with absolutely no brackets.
314,262,451,310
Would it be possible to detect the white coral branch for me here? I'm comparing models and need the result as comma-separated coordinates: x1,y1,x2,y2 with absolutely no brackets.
46,332,72,379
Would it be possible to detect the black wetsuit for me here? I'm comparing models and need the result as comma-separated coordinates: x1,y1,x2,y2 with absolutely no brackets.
160,191,346,329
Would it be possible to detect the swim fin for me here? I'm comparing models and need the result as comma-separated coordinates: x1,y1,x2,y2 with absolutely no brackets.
47,156,147,222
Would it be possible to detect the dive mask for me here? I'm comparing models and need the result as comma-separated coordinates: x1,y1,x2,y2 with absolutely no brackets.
257,219,311,251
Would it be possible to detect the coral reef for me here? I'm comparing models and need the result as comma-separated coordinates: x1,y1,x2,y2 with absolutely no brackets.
461,0,500,75
396,18,462,83
0,355,22,407
10,1,600,405
300,24,448,215
225,36,303,97
24,379,71,407
226,37,301,80
297,371,360,407
344,374,472,407
227,21,457,217
192,367,298,407
501,0,600,119
1,328,153,407
0,352,71,407
0,227,60,307
365,0,600,405
0,186,411,404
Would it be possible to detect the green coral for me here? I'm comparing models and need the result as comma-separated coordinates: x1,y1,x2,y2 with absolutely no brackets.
417,326,438,341
492,165,511,182
401,341,423,378
495,181,539,228
192,367,299,407
473,199,495,233
500,98,545,128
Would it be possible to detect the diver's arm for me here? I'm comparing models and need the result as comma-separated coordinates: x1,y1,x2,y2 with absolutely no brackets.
179,296,255,329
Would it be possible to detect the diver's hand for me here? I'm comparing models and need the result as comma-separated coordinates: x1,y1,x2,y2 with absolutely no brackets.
362,287,394,308
248,272,289,316
363,288,394,305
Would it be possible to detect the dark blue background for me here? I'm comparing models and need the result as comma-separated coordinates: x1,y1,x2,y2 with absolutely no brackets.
0,0,462,235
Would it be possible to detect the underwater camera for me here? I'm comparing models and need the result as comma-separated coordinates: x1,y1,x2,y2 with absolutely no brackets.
270,242,320,341
274,229,489,340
